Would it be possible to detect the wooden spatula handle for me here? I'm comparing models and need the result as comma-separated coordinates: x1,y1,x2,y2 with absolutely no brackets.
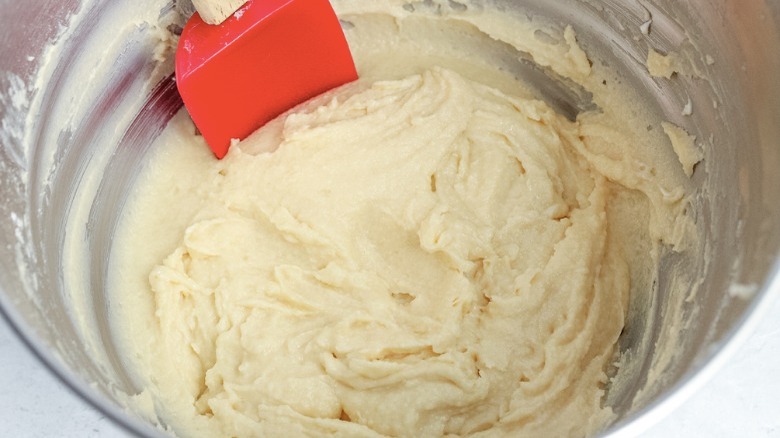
191,0,249,25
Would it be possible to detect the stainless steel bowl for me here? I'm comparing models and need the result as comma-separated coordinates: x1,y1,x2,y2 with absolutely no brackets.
1,0,779,436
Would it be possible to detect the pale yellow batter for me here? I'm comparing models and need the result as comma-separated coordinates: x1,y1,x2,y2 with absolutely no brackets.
109,1,697,437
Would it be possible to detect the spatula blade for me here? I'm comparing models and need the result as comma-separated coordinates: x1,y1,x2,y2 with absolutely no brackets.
176,0,357,158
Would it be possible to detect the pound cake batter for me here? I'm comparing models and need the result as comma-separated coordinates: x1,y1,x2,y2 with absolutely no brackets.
109,1,698,437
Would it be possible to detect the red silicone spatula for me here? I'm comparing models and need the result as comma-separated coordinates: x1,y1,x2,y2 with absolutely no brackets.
176,0,358,158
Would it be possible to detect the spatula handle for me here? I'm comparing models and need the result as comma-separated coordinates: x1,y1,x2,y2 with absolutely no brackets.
191,0,249,25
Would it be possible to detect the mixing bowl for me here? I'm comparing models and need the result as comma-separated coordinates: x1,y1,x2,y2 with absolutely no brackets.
1,0,779,436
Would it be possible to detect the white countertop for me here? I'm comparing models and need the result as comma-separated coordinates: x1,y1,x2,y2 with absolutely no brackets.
1,295,778,437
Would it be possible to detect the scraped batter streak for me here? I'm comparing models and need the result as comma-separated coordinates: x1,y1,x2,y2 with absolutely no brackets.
111,2,695,437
